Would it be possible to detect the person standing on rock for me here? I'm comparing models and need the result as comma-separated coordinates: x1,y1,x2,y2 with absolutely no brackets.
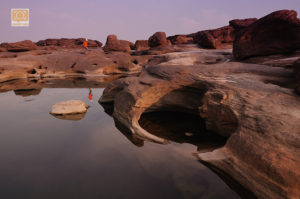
83,38,88,50
88,88,93,101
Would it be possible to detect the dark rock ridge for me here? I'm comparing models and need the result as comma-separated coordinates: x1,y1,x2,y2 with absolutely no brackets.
233,10,300,60
0,40,38,52
229,18,258,29
100,49,300,199
103,34,132,52
36,38,103,48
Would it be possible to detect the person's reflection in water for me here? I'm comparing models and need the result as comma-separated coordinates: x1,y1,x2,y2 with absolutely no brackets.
88,88,93,101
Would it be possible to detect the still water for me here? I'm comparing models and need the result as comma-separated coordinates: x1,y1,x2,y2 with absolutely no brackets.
0,79,240,199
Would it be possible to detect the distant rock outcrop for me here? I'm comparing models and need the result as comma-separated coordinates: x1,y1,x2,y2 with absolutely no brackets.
0,40,38,52
36,38,102,48
103,35,131,52
194,31,222,49
148,32,170,48
233,10,300,60
134,40,150,51
167,35,194,45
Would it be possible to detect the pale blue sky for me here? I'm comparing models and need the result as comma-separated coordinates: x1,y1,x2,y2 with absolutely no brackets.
0,0,299,43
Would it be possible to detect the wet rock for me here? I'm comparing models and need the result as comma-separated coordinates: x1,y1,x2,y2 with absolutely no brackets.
134,40,150,51
233,10,300,60
50,100,88,115
148,32,170,48
103,35,131,52
0,40,38,52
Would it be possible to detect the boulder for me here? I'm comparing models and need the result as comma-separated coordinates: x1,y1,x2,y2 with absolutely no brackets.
134,40,150,51
229,18,258,29
194,31,222,49
167,35,194,45
1,40,38,52
50,100,88,115
148,32,170,48
233,10,300,60
103,35,131,52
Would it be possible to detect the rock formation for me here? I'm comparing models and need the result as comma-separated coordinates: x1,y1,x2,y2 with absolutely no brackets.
229,18,258,29
103,35,131,52
233,10,300,60
36,38,102,48
148,32,170,48
0,40,38,52
50,100,88,115
167,35,194,45
100,48,300,199
134,40,150,51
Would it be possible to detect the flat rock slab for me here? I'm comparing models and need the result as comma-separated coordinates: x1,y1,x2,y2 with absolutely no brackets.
50,100,88,115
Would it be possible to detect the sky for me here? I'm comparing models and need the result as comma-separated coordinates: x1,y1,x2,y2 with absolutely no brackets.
0,0,300,43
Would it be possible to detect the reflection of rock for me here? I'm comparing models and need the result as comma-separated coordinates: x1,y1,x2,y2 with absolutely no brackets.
50,100,88,115
100,48,300,199
51,112,87,121
13,88,42,97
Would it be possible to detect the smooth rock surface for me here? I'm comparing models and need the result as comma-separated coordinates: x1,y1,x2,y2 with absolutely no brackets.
50,100,88,115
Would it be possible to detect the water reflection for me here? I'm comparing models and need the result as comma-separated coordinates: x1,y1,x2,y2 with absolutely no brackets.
0,78,242,199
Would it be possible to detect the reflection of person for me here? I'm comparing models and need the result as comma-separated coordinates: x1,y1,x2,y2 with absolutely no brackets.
83,38,88,50
88,88,93,101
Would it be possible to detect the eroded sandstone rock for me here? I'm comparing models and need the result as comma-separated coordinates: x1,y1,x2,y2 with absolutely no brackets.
36,38,102,48
0,40,38,52
50,100,88,115
233,10,300,60
148,32,170,48
103,35,131,52
100,49,300,199
134,40,150,51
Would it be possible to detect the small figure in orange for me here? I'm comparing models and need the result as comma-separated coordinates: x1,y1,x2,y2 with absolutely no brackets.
83,38,88,50
88,88,93,101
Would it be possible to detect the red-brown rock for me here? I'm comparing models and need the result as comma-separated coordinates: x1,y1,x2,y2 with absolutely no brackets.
208,26,235,43
229,18,258,29
1,40,38,52
233,10,300,60
194,31,222,49
36,38,102,48
103,35,131,52
148,32,170,48
134,40,150,51
167,35,194,45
